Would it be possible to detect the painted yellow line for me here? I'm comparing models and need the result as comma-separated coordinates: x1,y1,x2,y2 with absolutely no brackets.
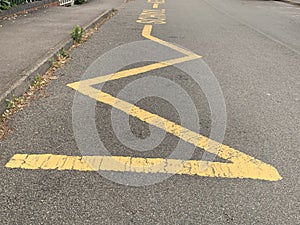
148,0,165,3
137,9,166,24
63,22,282,181
142,25,199,57
67,25,201,89
5,154,281,181
153,3,158,8
67,54,200,90
2,1,282,182
11,7,278,181
64,83,282,181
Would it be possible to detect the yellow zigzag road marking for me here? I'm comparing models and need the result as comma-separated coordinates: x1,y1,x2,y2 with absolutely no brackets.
67,25,201,89
64,86,282,180
67,54,200,90
142,25,198,57
6,16,282,181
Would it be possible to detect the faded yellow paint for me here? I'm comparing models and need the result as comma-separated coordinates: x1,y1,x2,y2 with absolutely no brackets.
148,0,165,3
5,154,281,181
60,156,78,170
153,3,158,8
21,154,51,170
41,154,65,169
137,9,166,24
5,154,28,168
82,156,103,170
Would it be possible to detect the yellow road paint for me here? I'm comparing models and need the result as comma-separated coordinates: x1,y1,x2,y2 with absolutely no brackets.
67,25,201,90
137,9,166,24
5,154,281,181
21,154,51,170
5,3,282,182
153,3,158,8
65,83,282,181
6,154,30,168
65,10,282,181
64,20,283,181
67,54,200,90
142,25,198,56
148,0,165,3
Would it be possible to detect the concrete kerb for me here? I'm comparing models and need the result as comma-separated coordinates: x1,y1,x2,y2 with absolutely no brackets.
0,9,114,114
275,0,300,6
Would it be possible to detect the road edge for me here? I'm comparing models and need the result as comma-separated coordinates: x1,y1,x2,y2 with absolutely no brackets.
275,0,300,6
0,9,114,114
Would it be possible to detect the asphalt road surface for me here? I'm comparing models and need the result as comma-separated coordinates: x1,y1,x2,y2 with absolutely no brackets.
0,0,299,224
